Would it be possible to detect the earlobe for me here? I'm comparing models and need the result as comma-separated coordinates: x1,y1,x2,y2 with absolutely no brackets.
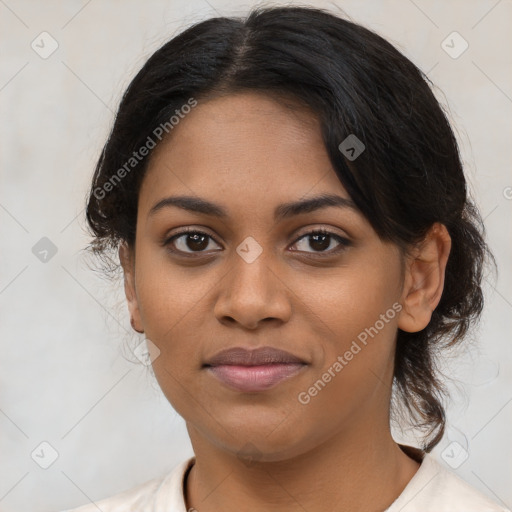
397,223,451,333
119,242,144,334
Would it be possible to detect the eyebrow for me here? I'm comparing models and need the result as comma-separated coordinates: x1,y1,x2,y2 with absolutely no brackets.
148,193,358,221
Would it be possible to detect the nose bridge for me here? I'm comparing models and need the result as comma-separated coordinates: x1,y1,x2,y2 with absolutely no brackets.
229,236,276,299
214,236,291,327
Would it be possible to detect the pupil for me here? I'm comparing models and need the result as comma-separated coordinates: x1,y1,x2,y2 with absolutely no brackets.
187,233,208,251
311,233,329,251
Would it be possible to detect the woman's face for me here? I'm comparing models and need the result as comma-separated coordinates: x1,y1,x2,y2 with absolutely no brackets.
123,91,409,461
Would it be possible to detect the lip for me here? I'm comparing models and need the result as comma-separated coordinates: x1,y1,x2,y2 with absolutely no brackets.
204,346,307,366
204,346,308,393
207,364,306,392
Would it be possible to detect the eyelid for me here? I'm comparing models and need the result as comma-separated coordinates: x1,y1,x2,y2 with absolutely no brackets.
162,226,221,248
293,226,350,243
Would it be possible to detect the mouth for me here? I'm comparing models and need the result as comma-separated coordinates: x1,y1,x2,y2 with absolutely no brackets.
203,346,308,393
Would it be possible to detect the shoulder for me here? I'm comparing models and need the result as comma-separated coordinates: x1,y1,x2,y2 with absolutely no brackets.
59,457,194,512
388,452,510,512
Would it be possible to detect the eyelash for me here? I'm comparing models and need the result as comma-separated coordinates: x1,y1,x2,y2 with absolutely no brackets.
162,227,351,258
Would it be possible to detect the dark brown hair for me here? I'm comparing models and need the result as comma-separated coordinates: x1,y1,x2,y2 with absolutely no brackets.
85,5,495,452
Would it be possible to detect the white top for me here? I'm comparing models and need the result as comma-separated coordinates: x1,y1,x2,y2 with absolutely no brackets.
62,447,510,512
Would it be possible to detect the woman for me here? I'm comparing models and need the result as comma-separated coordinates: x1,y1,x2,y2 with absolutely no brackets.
64,5,507,512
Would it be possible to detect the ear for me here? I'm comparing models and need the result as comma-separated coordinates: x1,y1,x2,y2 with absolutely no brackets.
397,223,452,333
119,242,144,334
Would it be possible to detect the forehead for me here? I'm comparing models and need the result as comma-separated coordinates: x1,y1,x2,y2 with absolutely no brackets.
138,91,351,218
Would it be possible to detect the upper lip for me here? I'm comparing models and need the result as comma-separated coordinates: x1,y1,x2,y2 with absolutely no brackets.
204,346,307,367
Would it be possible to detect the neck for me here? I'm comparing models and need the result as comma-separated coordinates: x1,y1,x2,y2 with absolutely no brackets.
184,424,421,512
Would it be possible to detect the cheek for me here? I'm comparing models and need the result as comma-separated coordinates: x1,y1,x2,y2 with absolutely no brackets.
294,284,399,437
133,254,213,414
300,253,401,389
303,252,401,338
134,246,216,341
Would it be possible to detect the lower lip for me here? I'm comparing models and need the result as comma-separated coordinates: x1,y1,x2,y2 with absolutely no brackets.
207,363,306,392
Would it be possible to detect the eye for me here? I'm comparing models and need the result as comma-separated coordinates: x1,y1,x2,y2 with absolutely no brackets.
164,228,221,255
163,227,351,257
290,229,350,255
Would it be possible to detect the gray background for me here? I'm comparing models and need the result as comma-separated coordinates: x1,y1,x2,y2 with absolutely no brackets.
0,0,511,510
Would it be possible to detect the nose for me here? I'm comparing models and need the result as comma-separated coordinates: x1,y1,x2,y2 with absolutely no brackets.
213,249,292,330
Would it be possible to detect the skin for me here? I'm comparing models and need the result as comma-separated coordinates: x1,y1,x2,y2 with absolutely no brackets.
119,91,451,512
